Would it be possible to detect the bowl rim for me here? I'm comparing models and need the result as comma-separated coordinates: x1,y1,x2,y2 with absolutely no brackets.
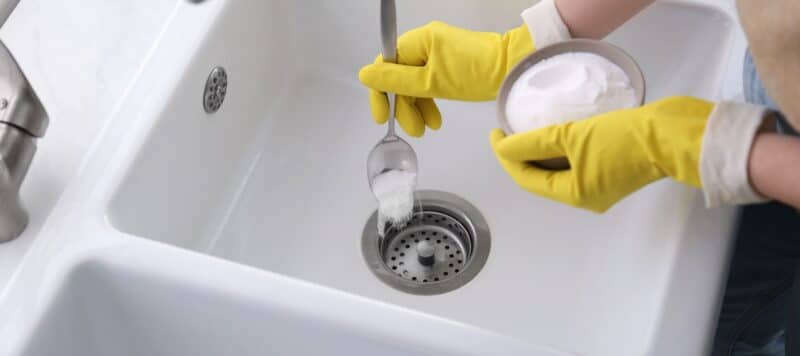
496,38,646,135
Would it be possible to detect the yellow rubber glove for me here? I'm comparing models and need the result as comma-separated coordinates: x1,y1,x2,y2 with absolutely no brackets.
359,21,534,137
490,96,714,213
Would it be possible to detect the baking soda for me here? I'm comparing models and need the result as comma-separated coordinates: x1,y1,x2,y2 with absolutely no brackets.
372,170,417,236
505,52,637,133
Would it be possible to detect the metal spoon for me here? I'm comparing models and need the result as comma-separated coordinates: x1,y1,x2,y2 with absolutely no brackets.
367,0,418,195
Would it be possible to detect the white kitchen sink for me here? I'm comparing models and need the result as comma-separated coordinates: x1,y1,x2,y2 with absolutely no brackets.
2,1,744,355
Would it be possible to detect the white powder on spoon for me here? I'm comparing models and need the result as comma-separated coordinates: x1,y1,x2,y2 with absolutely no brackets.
372,170,417,236
505,52,637,133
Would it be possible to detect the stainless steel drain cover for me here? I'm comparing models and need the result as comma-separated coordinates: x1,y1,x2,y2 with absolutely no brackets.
203,66,227,113
362,190,490,295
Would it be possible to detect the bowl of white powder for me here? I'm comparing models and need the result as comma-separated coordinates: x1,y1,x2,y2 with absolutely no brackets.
497,39,645,169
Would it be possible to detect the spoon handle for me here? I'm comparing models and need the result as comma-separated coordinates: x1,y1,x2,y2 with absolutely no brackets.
380,0,397,136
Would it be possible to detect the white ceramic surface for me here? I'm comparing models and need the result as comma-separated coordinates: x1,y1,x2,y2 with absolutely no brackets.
16,246,554,356
0,1,748,355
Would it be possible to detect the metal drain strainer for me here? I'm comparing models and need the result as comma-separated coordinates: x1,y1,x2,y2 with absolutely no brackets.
362,190,490,295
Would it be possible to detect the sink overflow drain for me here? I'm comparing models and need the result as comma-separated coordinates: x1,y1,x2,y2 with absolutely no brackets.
362,190,490,295
203,67,227,113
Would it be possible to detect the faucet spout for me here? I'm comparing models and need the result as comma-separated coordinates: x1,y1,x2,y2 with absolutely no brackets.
0,116,38,242
0,0,19,30
0,134,29,242
0,36,49,242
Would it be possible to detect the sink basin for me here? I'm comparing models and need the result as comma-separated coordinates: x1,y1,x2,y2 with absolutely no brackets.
5,1,741,355
103,0,740,355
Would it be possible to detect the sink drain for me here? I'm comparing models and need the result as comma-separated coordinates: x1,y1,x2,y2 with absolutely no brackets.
362,190,490,295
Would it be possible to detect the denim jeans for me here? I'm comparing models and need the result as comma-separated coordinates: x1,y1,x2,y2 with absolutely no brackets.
742,52,798,135
710,51,800,356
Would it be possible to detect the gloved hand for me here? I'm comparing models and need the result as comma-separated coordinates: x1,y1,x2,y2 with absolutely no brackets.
489,97,714,212
359,21,534,137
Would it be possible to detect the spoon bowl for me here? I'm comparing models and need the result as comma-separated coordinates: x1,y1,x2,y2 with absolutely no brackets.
367,134,418,192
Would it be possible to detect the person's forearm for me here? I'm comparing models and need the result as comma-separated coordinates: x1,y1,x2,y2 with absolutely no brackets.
555,0,654,39
748,133,800,208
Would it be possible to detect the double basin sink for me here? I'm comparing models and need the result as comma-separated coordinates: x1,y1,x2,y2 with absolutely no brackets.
2,0,743,355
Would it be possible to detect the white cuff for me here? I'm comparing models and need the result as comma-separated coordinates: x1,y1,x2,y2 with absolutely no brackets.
521,0,571,50
699,102,770,207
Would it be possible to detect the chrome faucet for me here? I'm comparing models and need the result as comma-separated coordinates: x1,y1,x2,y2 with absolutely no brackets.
0,0,49,242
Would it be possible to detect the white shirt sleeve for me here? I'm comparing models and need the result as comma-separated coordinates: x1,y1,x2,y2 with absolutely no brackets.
521,0,572,49
699,102,771,207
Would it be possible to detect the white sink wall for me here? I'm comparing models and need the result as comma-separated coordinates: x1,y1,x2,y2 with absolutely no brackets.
16,244,553,356
21,261,445,356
